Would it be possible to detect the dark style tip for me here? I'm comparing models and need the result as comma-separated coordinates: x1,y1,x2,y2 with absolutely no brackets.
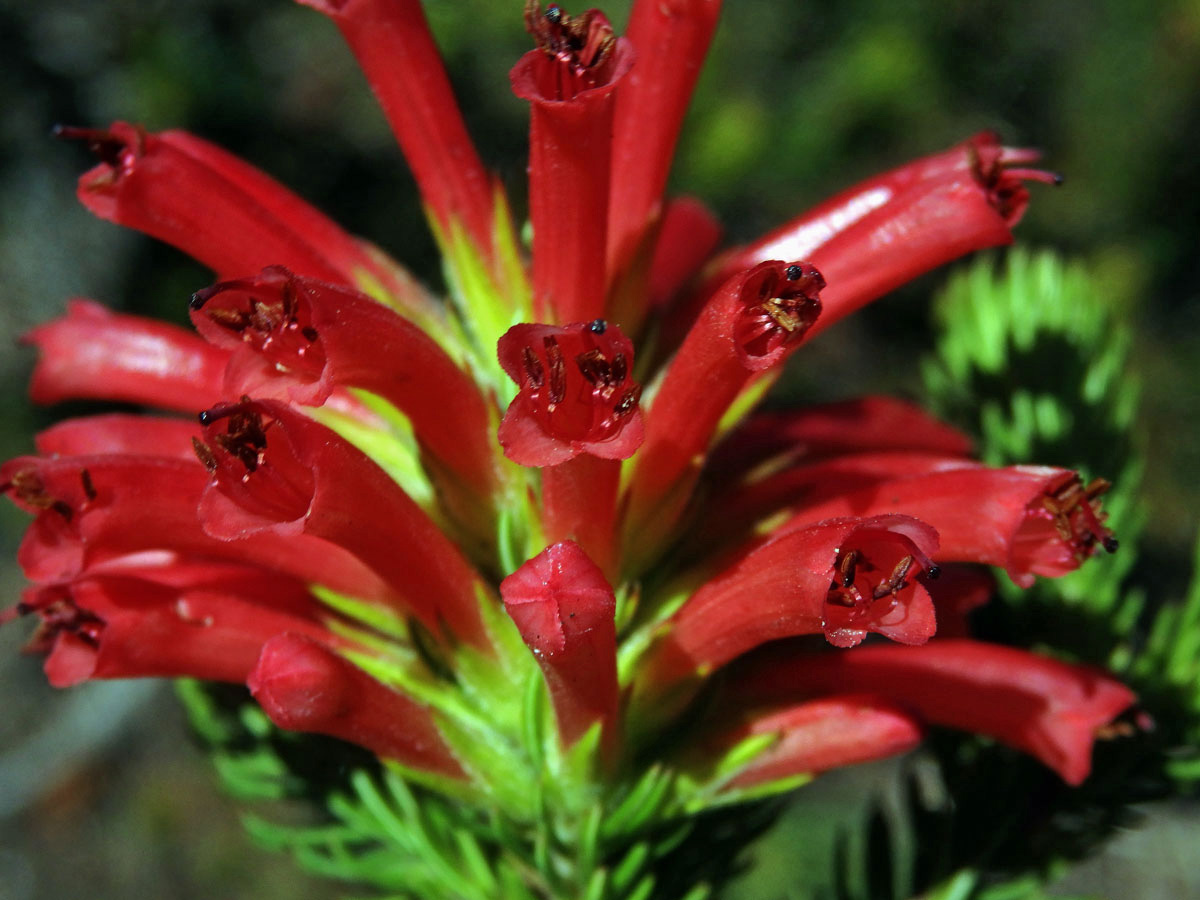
784,264,804,281
588,318,607,334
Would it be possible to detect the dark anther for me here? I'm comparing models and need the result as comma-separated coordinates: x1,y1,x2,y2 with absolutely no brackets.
1103,536,1119,553
1052,172,1065,186
610,353,627,385
838,549,861,587
926,564,941,580
588,318,607,334
545,4,563,23
198,410,214,426
301,326,319,342
80,469,97,503
613,385,642,416
188,292,207,311
575,348,608,387
192,438,219,473
545,337,567,405
785,264,804,281
522,346,545,388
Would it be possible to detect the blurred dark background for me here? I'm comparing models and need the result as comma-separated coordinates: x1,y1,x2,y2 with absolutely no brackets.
1,1,1197,897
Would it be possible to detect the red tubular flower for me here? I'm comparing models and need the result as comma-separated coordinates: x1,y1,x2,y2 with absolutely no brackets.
696,450,978,550
773,465,1116,587
250,632,466,778
715,696,924,789
625,261,823,545
296,0,497,262
649,515,940,689
678,133,1058,346
1,453,394,603
497,320,643,467
647,196,724,310
24,299,228,412
607,0,723,282
18,566,332,687
706,395,974,476
511,2,635,322
36,415,201,461
730,640,1137,785
189,266,497,496
923,565,995,639
500,542,619,749
194,399,489,647
63,123,428,309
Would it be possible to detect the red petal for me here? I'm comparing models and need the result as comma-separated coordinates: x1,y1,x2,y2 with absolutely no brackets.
249,632,465,777
707,395,974,476
732,640,1136,785
298,0,497,262
23,299,228,412
36,415,201,460
1,454,393,604
721,695,923,788
625,261,823,542
608,0,723,286
497,321,644,466
31,570,330,686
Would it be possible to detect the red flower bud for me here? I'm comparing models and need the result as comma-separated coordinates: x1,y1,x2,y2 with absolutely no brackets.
500,541,619,748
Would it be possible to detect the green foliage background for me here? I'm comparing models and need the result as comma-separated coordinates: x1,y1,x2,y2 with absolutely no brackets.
0,1,1197,898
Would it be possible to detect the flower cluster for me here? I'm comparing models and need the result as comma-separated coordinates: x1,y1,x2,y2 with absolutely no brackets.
4,0,1133,874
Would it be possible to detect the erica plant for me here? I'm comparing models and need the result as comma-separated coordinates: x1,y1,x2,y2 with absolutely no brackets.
2,2,1156,899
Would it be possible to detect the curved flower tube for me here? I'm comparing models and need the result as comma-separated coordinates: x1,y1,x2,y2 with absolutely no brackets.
771,465,1116,587
63,122,430,314
648,514,940,691
512,2,635,322
705,395,974,476
19,566,333,688
195,399,490,647
35,415,202,461
625,260,823,546
0,453,394,603
711,695,924,789
295,0,498,267
729,640,1137,785
24,299,229,412
607,0,724,288
250,632,466,778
